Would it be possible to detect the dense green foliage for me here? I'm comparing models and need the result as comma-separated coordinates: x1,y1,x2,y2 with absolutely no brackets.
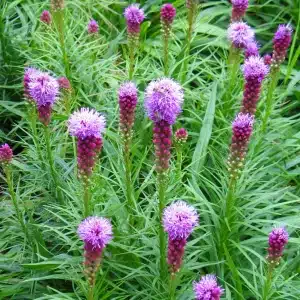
0,0,299,299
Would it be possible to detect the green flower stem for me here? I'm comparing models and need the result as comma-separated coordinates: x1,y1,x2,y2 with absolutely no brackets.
163,31,170,76
129,40,135,80
176,144,183,175
169,273,176,300
87,284,94,300
158,172,167,281
124,144,134,225
262,264,274,300
83,179,90,218
43,125,63,204
261,71,280,134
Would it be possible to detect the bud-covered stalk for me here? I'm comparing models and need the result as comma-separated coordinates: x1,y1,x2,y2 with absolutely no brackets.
78,217,113,298
124,4,145,80
231,0,249,22
51,0,64,11
87,19,99,35
40,10,52,25
160,3,176,75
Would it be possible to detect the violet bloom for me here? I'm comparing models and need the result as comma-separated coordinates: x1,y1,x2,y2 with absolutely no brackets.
228,113,254,178
245,41,259,59
145,78,184,172
58,77,71,91
51,0,64,11
163,201,198,273
263,54,272,66
78,216,113,286
88,19,99,34
28,71,59,125
124,4,145,36
118,82,138,148
161,3,176,28
175,128,188,143
0,144,13,164
68,108,105,178
40,10,51,25
241,56,269,114
228,22,254,49
267,227,289,266
193,274,224,300
23,67,41,102
272,24,292,67
231,0,249,22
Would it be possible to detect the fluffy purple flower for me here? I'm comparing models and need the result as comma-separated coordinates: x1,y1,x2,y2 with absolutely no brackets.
0,144,13,164
193,274,224,300
267,227,289,265
88,19,99,34
242,56,269,82
245,41,259,58
23,67,41,101
163,201,199,240
161,3,176,25
78,216,113,251
231,0,248,22
232,113,254,140
228,22,254,49
40,10,51,25
124,4,145,34
145,78,184,125
68,108,105,139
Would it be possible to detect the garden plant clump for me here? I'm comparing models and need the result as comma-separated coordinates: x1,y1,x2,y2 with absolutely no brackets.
0,1,299,299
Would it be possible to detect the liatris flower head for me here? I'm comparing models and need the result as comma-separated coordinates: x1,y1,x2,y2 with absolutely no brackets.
0,144,13,164
267,226,289,266
263,54,272,66
242,56,269,82
232,113,254,141
68,108,105,177
175,128,188,143
124,4,145,35
231,0,249,22
161,3,176,25
87,19,99,34
163,201,198,273
58,76,71,91
228,22,254,49
145,78,184,125
245,41,259,58
40,10,51,25
23,67,41,101
193,274,224,300
51,0,64,11
272,24,292,66
78,216,113,286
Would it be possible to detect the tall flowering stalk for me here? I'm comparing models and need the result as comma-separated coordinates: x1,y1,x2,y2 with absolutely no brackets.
163,201,198,298
231,0,249,22
261,24,292,134
124,4,145,80
118,82,138,219
0,144,29,240
262,227,288,300
58,76,72,113
193,274,224,300
160,3,176,76
145,78,184,279
68,108,106,217
78,216,113,300
241,56,269,115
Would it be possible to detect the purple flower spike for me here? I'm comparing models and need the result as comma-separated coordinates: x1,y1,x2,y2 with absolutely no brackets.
163,201,198,273
88,19,99,34
267,227,289,266
58,77,71,91
161,4,176,25
40,10,51,25
68,108,105,177
242,56,269,82
124,4,145,35
175,128,188,143
263,54,272,66
231,0,249,22
78,216,113,286
272,24,292,66
23,67,41,102
228,22,254,49
228,113,254,178
193,274,224,300
245,41,259,58
0,144,13,164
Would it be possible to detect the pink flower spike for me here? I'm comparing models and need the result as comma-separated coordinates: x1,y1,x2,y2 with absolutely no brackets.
40,10,51,25
228,22,255,49
0,144,13,164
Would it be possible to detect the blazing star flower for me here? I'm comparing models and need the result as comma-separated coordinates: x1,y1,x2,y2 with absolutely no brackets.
0,144,13,164
88,19,99,34
78,216,113,286
263,54,272,66
175,128,188,143
68,108,105,177
124,4,145,35
267,227,289,265
23,67,41,101
58,77,71,90
231,0,249,22
228,22,255,49
193,274,224,300
163,201,198,273
161,3,176,25
40,10,51,25
245,41,259,58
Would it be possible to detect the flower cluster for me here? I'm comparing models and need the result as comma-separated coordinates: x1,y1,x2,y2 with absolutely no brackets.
241,56,269,114
88,19,99,34
245,41,259,59
267,227,289,266
175,128,188,143
161,3,176,38
78,216,113,286
68,108,106,178
124,4,145,36
0,144,13,165
228,113,254,178
193,274,224,300
58,77,71,91
40,10,51,25
228,22,254,49
231,0,249,22
51,0,65,12
163,201,198,273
